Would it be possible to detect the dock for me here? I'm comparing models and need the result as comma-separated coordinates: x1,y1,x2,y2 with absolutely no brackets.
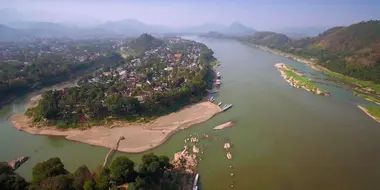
102,136,125,168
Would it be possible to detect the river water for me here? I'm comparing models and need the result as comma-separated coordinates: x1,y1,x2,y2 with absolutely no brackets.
1,37,380,190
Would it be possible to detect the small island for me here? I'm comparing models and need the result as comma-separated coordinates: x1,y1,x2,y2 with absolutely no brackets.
12,34,222,153
275,63,329,96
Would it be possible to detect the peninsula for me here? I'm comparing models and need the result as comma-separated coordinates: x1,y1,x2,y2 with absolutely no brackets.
275,63,329,96
12,34,222,152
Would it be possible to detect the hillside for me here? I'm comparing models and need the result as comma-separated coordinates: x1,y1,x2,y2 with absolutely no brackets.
127,33,165,53
0,24,28,41
199,31,231,39
239,21,380,84
240,31,292,48
222,22,256,35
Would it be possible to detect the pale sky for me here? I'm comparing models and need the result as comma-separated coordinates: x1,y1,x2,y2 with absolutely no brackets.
1,0,379,30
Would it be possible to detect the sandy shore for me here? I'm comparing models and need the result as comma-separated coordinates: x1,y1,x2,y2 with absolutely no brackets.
275,63,329,96
358,106,380,124
213,121,234,130
11,101,222,153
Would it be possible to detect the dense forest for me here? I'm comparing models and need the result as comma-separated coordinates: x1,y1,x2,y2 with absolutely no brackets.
237,20,380,83
1,153,190,190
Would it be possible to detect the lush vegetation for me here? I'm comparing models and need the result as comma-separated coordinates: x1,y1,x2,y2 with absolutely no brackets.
26,41,215,128
127,33,165,54
0,38,125,107
364,106,380,121
1,153,190,190
236,20,380,85
354,91,380,104
0,163,28,190
322,68,380,95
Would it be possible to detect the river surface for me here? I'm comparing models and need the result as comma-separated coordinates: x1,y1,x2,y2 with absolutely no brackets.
1,37,380,190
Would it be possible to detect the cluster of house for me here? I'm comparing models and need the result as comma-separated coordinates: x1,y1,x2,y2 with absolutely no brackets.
0,37,117,63
83,38,205,102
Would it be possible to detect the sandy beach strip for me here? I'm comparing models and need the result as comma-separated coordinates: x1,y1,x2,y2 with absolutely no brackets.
357,105,380,124
11,101,222,153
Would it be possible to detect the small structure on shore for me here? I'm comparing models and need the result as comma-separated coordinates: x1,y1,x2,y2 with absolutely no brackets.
7,156,29,170
214,121,234,130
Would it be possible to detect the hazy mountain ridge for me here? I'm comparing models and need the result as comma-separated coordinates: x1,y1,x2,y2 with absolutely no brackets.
222,22,256,35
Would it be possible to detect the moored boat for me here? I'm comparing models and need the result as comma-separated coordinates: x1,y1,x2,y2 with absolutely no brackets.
192,173,200,190
222,104,233,111
218,102,222,106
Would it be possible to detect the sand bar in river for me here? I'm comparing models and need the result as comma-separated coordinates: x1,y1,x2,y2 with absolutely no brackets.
11,101,222,153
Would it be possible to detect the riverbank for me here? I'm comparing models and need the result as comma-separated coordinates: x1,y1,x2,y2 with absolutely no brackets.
11,101,222,153
357,106,380,124
253,44,380,96
275,63,329,96
353,91,380,105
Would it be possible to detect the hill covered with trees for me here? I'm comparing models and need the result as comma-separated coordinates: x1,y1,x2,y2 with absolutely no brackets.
127,33,165,54
238,20,380,84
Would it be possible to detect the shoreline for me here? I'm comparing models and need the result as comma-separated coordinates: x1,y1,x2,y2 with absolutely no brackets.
252,44,380,96
357,105,380,124
11,101,222,153
275,63,329,96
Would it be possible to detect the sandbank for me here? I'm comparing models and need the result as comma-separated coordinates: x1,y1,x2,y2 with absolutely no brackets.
358,105,380,124
11,101,222,153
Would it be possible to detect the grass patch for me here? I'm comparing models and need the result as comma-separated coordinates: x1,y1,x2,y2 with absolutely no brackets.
365,106,380,120
323,69,380,95
260,45,380,95
354,91,380,104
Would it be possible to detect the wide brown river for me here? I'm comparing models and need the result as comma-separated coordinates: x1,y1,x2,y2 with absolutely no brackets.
1,37,380,190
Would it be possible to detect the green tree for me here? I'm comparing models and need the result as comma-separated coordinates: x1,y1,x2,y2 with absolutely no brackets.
0,164,28,190
32,157,68,185
109,156,137,185
95,167,111,190
39,174,74,190
83,180,95,190
72,165,93,190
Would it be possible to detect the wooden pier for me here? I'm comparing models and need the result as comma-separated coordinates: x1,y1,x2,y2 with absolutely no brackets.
102,136,124,168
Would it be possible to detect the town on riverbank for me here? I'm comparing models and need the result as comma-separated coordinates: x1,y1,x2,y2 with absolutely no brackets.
11,34,228,151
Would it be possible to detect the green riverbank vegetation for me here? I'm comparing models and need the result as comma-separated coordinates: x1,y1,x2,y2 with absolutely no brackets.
1,153,193,190
275,63,329,96
211,20,380,94
353,91,380,105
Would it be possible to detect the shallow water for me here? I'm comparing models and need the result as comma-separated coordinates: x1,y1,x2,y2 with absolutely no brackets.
1,37,380,190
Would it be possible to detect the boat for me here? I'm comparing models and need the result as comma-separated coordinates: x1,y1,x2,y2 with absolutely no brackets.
222,104,233,112
192,173,200,190
218,102,222,106
215,79,221,88
226,152,232,160
209,97,215,102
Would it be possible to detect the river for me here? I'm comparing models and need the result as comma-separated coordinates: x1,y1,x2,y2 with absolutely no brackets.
1,37,380,190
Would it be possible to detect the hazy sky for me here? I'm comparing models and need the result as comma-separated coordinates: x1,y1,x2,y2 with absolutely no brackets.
1,0,380,30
